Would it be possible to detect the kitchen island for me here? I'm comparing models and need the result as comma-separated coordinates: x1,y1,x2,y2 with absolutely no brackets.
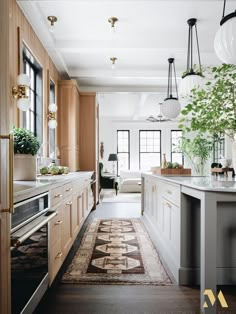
141,173,236,314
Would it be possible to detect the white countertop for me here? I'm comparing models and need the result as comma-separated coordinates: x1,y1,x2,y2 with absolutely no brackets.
142,173,236,192
14,171,93,203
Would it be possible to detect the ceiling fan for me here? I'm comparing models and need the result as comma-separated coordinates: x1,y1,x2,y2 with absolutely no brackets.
146,103,171,123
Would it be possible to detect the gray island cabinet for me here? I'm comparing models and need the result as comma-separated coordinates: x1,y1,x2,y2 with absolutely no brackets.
141,173,236,314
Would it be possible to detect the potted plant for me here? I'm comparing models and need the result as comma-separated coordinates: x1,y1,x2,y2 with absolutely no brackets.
178,63,236,168
176,134,213,176
13,127,40,180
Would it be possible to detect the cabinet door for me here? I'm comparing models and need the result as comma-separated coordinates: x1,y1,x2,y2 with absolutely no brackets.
72,193,83,240
62,198,73,256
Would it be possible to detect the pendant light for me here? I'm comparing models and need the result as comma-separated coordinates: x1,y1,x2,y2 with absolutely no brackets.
214,0,236,64
161,58,181,119
179,18,204,98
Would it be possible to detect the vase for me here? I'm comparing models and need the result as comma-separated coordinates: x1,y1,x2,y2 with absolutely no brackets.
14,154,37,181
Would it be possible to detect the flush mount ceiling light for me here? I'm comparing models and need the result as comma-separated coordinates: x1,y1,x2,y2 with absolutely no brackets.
161,58,181,119
108,17,118,31
47,16,57,33
110,57,117,70
214,0,236,64
179,18,204,98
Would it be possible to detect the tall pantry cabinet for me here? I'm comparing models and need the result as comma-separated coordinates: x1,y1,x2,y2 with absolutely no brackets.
57,80,80,171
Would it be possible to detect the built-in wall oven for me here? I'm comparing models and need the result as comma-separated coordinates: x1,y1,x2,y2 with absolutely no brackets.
11,192,57,314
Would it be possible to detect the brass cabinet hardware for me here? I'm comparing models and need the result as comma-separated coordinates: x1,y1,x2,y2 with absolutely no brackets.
55,252,62,259
66,201,72,205
55,220,62,225
54,194,62,198
0,134,14,214
66,188,72,192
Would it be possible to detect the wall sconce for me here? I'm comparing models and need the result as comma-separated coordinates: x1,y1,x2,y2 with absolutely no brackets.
48,16,57,33
48,103,58,129
12,74,31,111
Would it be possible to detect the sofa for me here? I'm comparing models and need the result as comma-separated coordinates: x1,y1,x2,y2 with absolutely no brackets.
119,170,141,193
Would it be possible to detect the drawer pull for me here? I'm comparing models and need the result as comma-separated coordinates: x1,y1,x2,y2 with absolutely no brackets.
54,194,62,198
167,190,172,195
66,188,72,192
55,252,62,259
54,220,62,225
66,201,72,205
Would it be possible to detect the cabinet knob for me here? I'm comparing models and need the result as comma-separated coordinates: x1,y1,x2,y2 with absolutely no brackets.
55,220,62,225
66,201,72,205
55,252,62,259
55,194,62,198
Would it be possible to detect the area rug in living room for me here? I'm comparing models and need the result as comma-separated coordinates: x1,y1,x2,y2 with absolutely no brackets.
100,190,141,203
62,218,171,285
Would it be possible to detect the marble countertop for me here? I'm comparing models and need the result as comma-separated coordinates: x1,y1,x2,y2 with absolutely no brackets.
14,171,93,203
142,173,236,192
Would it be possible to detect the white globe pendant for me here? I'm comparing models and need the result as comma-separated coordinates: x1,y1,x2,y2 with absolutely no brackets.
178,73,204,98
214,16,236,64
161,98,181,119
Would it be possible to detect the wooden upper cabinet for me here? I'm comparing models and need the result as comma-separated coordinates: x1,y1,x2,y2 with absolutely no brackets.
57,80,80,171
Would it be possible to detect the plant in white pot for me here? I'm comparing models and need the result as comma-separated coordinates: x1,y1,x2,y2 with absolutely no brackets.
13,127,40,180
178,63,236,169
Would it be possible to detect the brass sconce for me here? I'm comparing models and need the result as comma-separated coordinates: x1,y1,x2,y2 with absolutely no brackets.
48,103,58,129
12,74,31,111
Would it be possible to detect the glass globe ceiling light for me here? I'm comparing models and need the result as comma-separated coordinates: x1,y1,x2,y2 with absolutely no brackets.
108,17,118,33
110,57,117,70
178,18,204,98
47,16,57,33
161,58,181,119
214,0,236,64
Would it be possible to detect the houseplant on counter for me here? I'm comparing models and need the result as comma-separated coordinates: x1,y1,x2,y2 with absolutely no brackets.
13,127,40,180
178,63,236,168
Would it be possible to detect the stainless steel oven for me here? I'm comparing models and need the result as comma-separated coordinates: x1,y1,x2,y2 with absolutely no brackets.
11,193,56,314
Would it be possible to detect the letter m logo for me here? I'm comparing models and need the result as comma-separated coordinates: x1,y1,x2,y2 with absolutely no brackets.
203,289,228,308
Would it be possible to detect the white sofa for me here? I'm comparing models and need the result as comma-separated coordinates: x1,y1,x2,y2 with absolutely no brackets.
119,170,141,193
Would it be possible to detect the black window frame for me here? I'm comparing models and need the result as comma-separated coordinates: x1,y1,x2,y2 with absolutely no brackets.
117,130,130,175
22,47,43,142
212,133,225,163
171,130,184,165
139,130,161,170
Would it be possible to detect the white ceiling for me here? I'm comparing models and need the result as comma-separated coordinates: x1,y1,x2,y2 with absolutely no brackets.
17,0,235,118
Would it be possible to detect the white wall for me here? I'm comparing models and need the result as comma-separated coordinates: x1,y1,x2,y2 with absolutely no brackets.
99,117,180,173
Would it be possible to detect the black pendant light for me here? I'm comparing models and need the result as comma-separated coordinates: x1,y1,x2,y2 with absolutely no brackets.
179,18,204,97
161,58,181,119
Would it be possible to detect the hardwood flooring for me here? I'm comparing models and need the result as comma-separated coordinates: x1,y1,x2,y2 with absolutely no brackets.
34,198,236,314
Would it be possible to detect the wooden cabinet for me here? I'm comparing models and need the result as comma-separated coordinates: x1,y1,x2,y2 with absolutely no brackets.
57,80,80,171
79,92,98,208
48,174,93,284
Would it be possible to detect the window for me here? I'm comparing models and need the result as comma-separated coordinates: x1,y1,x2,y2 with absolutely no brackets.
49,80,56,158
212,133,225,163
139,130,161,170
117,130,130,175
171,130,184,165
22,47,43,142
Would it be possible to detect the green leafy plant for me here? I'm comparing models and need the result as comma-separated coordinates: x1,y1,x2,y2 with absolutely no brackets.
179,64,236,139
176,134,213,175
12,127,40,156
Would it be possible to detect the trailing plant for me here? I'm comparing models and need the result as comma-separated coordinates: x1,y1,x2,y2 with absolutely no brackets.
178,64,236,139
12,127,40,156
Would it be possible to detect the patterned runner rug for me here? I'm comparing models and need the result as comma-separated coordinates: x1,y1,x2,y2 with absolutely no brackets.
62,218,171,285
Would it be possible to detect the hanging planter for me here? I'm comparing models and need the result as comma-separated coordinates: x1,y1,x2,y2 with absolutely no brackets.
214,0,236,64
161,58,181,119
179,18,204,98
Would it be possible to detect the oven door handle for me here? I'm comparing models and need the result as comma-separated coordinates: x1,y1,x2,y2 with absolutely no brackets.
11,211,57,248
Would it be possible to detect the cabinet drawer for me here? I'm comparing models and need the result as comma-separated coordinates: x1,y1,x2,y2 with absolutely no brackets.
50,238,63,284
50,186,63,207
50,205,63,245
63,182,73,196
161,182,180,206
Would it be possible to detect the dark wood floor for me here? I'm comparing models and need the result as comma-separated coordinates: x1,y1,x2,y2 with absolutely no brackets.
34,198,236,314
